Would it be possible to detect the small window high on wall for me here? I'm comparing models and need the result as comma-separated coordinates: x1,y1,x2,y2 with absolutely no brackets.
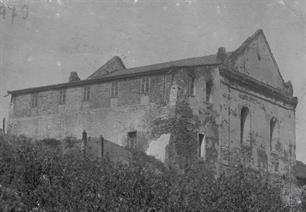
111,82,118,98
140,77,150,95
31,93,38,108
198,133,205,159
83,87,90,101
240,107,250,145
270,117,277,152
206,81,212,102
59,89,66,105
189,77,195,96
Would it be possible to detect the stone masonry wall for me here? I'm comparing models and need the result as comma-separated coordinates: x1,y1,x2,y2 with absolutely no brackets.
219,76,296,178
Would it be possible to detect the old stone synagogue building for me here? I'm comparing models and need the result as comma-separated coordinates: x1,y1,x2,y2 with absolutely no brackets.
7,30,298,175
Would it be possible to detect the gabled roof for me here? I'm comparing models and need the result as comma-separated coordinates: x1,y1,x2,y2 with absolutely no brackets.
87,56,126,79
229,29,286,85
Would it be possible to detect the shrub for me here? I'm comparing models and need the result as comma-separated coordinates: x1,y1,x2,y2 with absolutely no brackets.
0,136,292,211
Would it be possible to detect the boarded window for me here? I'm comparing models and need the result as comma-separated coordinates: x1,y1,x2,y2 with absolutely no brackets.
140,77,150,94
198,133,205,159
31,93,38,108
270,117,277,152
83,87,90,101
127,131,137,149
59,89,66,105
111,81,118,98
206,81,212,102
240,107,250,145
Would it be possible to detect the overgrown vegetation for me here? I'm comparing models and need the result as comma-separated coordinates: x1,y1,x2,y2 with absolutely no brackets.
0,134,297,211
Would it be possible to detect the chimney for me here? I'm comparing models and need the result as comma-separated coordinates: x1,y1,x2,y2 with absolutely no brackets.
217,47,227,63
68,72,80,82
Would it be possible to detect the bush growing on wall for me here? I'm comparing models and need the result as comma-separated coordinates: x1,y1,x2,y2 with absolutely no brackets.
0,135,293,211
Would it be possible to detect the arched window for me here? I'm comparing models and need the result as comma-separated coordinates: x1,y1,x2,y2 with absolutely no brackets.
270,117,277,152
240,107,250,145
198,134,205,159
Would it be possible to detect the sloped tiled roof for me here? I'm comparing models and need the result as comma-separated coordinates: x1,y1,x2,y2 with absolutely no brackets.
92,54,220,79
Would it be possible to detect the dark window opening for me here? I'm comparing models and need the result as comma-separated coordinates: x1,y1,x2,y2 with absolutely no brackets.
59,89,66,105
111,82,118,98
127,131,137,149
31,93,38,108
11,96,16,104
256,46,261,61
270,117,277,152
140,77,150,95
206,81,212,102
83,87,90,101
198,133,205,158
240,107,249,145
189,77,195,96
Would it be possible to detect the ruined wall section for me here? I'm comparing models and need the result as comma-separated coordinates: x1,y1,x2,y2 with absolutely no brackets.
219,76,296,177
164,66,221,172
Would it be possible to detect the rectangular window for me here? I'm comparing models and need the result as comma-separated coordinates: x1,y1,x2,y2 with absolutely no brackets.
127,131,137,149
189,77,195,96
140,77,150,95
59,89,66,105
111,82,118,98
83,87,90,101
206,81,212,102
31,93,38,108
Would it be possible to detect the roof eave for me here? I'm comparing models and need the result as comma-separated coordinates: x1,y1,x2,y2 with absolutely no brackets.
8,63,220,95
219,66,298,109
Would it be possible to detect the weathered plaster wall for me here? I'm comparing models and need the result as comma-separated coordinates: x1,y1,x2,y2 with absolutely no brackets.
219,76,295,177
233,33,286,91
8,73,176,162
8,63,296,178
8,66,221,169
